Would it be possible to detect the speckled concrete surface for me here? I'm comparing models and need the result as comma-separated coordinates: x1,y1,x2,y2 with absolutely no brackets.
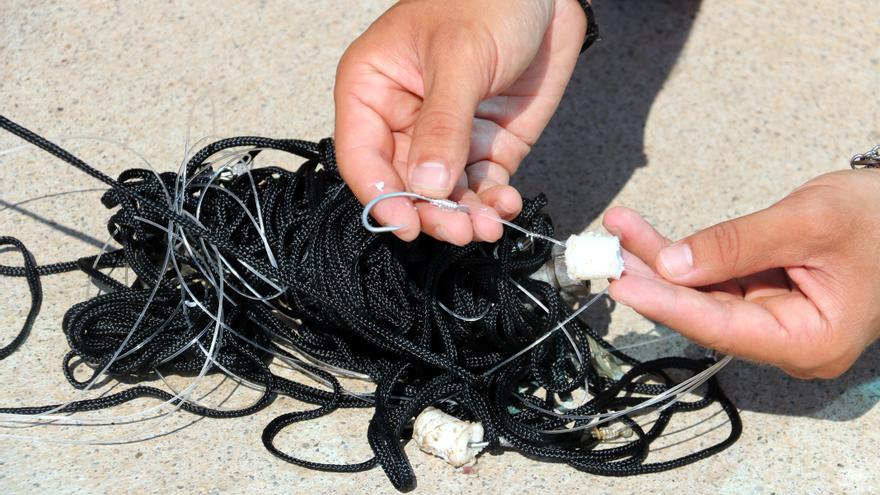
1,1,878,494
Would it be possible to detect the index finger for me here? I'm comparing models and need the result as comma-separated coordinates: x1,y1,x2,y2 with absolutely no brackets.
334,65,421,241
609,273,818,367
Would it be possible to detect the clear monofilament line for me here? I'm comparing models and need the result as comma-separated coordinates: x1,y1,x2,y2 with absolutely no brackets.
0,374,243,444
532,355,733,433
475,210,565,247
482,289,608,377
0,128,234,427
0,129,210,428
510,278,588,396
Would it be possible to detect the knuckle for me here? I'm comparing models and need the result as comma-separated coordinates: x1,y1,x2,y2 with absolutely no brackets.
821,347,860,378
790,346,857,380
335,43,362,79
418,108,468,141
697,301,736,356
434,21,476,44
803,360,849,380
787,186,845,243
811,366,847,380
803,197,839,234
780,367,813,380
510,140,532,168
706,221,742,270
428,22,497,77
333,51,367,100
434,21,490,52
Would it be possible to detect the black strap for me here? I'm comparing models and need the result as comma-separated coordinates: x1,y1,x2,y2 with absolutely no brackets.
579,0,601,52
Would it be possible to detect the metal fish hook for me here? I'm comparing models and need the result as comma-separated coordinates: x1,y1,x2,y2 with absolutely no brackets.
361,191,469,233
438,300,493,322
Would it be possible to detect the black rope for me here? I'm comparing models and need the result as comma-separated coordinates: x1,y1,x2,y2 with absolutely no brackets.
0,236,42,359
0,115,740,492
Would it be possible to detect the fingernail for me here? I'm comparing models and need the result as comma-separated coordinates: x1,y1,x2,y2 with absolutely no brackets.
606,225,622,238
393,225,414,241
409,161,450,194
494,202,511,217
435,225,449,242
658,243,693,277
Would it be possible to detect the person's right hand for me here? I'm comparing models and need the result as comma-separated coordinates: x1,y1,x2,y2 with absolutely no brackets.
604,169,880,379
334,0,588,245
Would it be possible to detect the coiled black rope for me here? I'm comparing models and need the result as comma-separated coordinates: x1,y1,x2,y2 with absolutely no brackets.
0,115,740,492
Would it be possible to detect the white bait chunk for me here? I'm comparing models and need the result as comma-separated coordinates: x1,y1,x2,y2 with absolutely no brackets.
564,232,624,280
412,407,486,467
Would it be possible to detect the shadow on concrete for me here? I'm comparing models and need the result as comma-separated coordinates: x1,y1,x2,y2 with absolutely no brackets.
515,0,702,235
0,190,107,249
720,342,880,421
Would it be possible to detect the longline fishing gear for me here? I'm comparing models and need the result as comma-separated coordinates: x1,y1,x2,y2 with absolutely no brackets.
0,114,740,492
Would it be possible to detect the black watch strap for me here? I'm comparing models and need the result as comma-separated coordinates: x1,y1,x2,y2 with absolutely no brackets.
578,1,600,52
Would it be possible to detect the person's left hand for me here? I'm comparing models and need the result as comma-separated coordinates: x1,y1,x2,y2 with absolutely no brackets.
603,169,880,379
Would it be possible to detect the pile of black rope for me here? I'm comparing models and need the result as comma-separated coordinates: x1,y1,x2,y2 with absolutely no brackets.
0,115,740,491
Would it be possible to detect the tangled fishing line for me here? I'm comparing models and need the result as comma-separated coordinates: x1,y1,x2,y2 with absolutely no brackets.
0,114,740,491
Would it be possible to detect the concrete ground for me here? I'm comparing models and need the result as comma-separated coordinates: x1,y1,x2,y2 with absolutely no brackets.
1,1,878,493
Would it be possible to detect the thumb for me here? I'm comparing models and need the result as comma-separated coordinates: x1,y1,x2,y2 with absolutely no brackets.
655,201,812,286
406,49,486,198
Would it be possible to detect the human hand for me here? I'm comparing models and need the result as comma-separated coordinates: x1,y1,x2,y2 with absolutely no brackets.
603,170,880,378
334,0,587,245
